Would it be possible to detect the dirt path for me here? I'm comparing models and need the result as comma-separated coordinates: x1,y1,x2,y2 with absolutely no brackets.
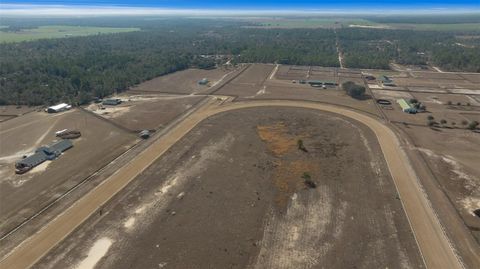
269,64,279,80
0,98,465,269
333,29,344,69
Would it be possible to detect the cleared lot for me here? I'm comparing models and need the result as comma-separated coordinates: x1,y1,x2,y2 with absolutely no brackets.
0,109,137,236
36,108,423,269
129,68,232,95
87,95,204,131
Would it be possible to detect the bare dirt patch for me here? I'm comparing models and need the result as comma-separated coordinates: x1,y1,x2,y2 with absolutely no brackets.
0,109,137,236
129,68,232,95
399,124,480,242
36,108,422,269
87,95,204,131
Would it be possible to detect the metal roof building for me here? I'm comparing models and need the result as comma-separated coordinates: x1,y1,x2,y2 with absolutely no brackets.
15,139,73,174
46,103,71,113
50,139,73,154
198,78,209,85
102,98,122,106
397,99,417,114
380,75,395,86
307,80,337,85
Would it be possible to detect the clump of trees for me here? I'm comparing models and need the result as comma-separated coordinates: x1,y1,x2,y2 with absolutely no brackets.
426,116,479,131
410,98,426,111
341,81,366,99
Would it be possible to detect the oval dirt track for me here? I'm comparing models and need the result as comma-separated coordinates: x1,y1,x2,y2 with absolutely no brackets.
0,98,463,269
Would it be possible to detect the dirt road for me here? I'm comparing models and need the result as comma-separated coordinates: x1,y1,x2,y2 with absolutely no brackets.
0,98,464,269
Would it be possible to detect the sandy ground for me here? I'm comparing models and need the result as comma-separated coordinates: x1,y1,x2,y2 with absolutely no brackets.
2,64,478,269
35,108,423,269
0,109,137,237
218,64,379,117
86,95,205,131
400,125,480,241
129,68,232,95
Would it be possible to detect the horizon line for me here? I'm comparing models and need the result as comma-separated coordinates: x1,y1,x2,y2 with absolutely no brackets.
1,3,480,17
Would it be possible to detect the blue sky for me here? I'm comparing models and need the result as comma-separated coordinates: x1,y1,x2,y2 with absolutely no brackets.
3,0,480,9
1,0,478,16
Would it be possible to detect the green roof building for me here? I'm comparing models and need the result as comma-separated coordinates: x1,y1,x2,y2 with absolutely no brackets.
397,99,417,114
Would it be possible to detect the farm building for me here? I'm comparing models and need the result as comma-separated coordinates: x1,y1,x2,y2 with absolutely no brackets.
397,99,417,114
102,98,122,106
307,80,337,87
198,78,209,85
46,103,71,113
379,75,395,87
15,139,73,174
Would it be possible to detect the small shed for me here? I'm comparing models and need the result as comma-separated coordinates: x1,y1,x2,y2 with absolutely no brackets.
102,98,122,106
380,75,395,86
198,78,209,85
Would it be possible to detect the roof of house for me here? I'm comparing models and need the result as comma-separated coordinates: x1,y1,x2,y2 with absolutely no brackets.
379,75,392,82
48,103,69,111
17,152,48,167
397,99,413,110
50,139,73,153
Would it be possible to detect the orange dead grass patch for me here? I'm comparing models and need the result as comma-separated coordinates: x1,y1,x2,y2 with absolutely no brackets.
273,160,317,208
256,122,297,156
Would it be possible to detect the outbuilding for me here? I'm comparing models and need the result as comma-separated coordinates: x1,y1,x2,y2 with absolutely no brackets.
46,103,71,113
102,98,122,106
198,78,209,85
397,99,417,114
15,139,73,174
379,75,395,87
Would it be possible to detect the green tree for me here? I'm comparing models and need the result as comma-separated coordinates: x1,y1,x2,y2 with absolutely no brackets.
468,121,479,130
342,81,366,99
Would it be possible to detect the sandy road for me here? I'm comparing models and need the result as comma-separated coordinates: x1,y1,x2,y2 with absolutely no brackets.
0,98,464,269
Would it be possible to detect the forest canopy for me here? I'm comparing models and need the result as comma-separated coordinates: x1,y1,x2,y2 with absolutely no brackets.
0,17,479,106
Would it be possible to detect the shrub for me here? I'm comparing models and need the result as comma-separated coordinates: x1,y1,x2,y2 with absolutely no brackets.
468,121,479,130
304,179,317,189
297,139,308,152
342,81,366,99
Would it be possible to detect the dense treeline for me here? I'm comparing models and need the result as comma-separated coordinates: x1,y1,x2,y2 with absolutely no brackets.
233,29,338,66
1,18,479,106
337,28,480,71
0,23,339,105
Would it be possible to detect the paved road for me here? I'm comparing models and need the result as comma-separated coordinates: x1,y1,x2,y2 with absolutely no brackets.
0,98,464,269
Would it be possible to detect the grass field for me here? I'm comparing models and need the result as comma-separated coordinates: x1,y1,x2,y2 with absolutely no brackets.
0,25,140,43
385,23,480,31
250,18,380,28
246,17,480,32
